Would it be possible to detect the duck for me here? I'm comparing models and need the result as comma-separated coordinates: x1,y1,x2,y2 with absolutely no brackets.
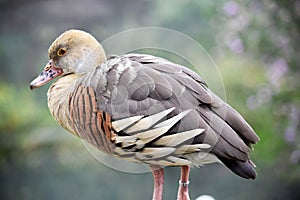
30,29,259,200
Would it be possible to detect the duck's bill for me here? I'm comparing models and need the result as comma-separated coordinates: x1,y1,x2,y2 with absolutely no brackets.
30,59,63,90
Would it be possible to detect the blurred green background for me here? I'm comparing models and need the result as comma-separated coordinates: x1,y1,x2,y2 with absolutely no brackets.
1,0,299,199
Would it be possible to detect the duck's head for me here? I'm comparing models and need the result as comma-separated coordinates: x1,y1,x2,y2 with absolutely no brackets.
30,29,106,89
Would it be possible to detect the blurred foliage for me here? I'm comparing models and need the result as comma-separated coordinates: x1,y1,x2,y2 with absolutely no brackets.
0,0,300,199
0,84,46,133
217,57,288,166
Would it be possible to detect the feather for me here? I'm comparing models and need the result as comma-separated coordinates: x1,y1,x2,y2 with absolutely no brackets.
112,115,144,132
198,106,250,153
145,160,174,166
167,156,192,165
114,147,135,155
114,135,137,147
125,107,175,133
134,126,172,143
174,144,211,155
218,157,257,179
153,129,205,147
137,147,176,159
154,109,191,128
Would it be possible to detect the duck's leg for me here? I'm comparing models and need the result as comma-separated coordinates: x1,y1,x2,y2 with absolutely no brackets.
150,166,164,200
177,165,190,200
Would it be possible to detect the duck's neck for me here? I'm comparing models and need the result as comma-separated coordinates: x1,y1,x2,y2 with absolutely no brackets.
47,74,81,135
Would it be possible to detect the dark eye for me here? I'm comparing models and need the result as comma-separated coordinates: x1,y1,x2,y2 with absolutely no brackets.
57,48,67,56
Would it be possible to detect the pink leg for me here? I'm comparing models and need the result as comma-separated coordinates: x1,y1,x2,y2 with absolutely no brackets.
150,166,164,200
177,165,190,200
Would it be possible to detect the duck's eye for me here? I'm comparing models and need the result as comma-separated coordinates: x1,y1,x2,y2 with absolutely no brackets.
57,48,67,56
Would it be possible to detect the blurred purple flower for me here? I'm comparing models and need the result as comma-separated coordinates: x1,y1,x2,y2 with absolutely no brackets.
284,126,296,142
223,1,239,16
247,95,258,110
228,37,244,54
266,58,288,90
246,86,273,110
290,150,300,164
257,86,272,104
290,105,300,125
